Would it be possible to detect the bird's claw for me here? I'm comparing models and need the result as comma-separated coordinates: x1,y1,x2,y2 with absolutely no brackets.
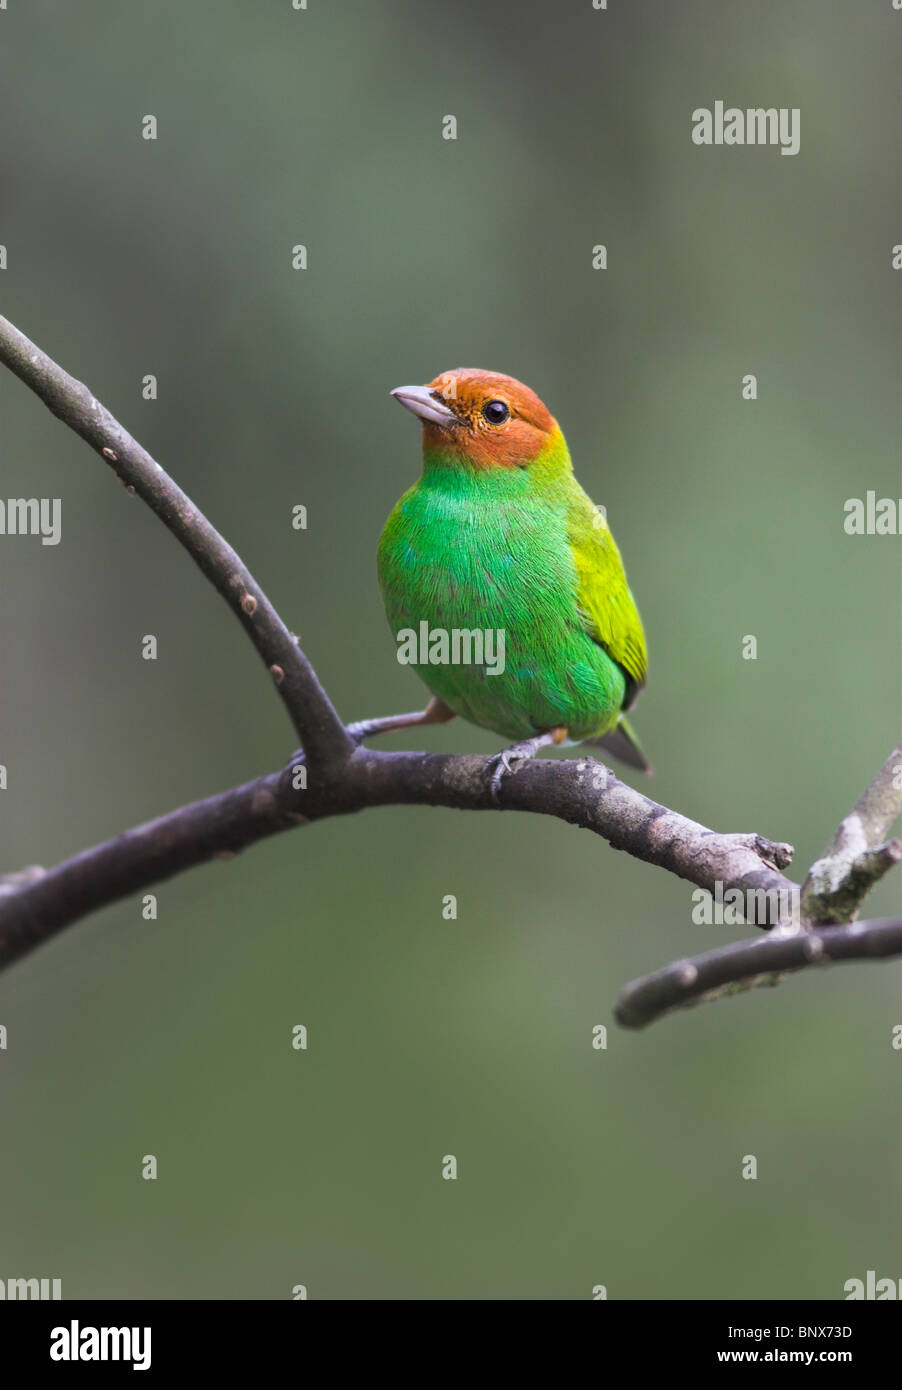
486,745,532,804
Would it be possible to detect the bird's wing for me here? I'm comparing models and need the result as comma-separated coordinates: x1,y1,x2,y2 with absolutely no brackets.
566,487,647,703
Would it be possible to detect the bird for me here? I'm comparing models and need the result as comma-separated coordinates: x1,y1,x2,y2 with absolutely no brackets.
358,368,649,799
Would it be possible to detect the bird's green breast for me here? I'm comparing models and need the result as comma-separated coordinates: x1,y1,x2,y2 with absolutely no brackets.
377,463,626,741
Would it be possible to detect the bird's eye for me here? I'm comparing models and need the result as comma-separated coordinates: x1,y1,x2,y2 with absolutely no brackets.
482,399,509,425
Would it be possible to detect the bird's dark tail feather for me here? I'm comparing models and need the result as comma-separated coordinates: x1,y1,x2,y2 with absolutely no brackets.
583,715,652,774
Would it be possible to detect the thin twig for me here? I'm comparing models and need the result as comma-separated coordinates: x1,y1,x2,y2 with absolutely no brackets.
614,915,902,1029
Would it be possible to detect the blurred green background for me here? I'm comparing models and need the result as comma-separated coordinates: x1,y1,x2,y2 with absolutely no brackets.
1,0,899,1299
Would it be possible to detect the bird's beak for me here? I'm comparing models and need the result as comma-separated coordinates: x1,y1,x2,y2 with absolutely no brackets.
391,384,459,427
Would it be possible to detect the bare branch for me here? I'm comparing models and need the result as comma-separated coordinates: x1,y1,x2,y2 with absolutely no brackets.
0,749,794,973
0,313,353,772
614,915,902,1029
801,743,902,925
617,741,902,1026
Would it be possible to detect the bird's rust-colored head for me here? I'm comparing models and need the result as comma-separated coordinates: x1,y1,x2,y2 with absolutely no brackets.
391,368,558,471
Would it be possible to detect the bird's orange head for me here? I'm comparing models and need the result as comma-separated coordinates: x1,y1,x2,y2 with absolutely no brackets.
391,368,559,471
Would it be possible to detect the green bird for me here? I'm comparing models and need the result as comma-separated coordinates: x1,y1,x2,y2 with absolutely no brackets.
362,368,649,797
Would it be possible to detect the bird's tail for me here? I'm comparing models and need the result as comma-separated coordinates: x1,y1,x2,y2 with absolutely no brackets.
583,714,652,774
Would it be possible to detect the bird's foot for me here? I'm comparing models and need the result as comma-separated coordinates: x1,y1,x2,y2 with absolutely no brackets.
344,717,387,748
485,728,568,804
346,698,456,748
292,698,456,757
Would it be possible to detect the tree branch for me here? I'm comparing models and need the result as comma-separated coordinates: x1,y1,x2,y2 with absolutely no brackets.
613,913,902,1029
0,749,795,972
615,740,902,1026
800,743,902,925
0,313,353,772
